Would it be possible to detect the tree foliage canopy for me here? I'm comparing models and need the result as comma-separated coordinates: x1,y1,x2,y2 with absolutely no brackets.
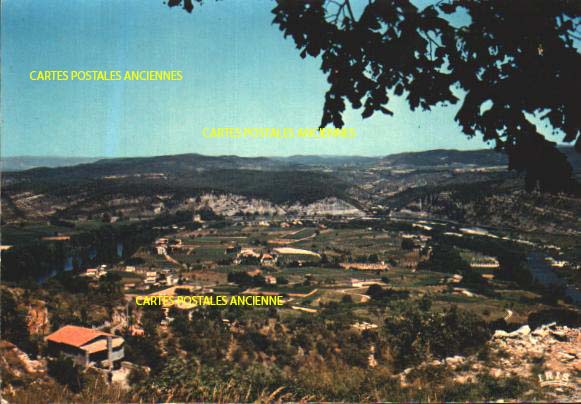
169,0,581,192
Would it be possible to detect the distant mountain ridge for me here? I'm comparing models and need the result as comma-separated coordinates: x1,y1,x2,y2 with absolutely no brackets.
379,149,507,167
0,153,354,222
1,156,101,172
5,147,578,172
380,147,580,171
1,148,579,232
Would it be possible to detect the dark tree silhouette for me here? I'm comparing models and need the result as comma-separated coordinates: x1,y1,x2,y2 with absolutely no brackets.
168,0,581,193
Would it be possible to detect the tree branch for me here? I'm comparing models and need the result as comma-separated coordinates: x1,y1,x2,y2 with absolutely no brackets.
344,0,356,22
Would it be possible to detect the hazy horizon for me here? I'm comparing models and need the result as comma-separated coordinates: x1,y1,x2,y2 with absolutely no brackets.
1,1,563,159
2,0,497,159
1,145,508,161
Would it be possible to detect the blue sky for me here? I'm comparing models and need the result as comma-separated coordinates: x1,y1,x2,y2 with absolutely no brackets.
1,0,492,158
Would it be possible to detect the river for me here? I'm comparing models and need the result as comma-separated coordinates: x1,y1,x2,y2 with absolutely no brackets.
527,252,581,305
36,241,124,283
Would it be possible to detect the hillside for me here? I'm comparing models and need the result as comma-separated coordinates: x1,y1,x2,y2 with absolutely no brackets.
4,154,294,180
378,149,508,168
0,154,355,222
2,149,580,231
376,147,580,171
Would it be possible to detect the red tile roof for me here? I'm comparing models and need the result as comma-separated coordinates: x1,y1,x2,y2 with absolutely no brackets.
46,325,112,348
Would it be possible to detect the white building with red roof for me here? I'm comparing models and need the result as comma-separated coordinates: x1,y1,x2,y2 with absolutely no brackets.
46,325,124,367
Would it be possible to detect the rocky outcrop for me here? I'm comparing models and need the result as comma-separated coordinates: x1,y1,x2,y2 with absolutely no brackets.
285,197,364,217
193,193,284,216
489,323,580,401
0,340,46,390
193,193,364,217
26,299,50,336
398,323,580,402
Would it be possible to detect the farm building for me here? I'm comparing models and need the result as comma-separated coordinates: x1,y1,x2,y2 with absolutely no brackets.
46,325,124,367
265,275,277,285
273,247,321,266
234,248,261,265
470,256,500,269
260,253,276,267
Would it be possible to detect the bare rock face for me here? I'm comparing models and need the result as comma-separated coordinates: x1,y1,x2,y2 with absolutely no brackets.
26,299,50,336
486,323,580,401
192,193,364,217
285,197,365,217
398,323,581,401
0,340,46,385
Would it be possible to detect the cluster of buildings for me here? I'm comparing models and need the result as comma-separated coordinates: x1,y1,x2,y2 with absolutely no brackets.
144,269,179,286
154,237,187,255
124,267,180,291
82,265,109,279
80,260,181,291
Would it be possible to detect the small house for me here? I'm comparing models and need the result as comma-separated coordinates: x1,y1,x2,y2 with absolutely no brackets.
265,275,277,285
260,253,275,267
46,325,124,367
166,274,179,286
145,271,158,284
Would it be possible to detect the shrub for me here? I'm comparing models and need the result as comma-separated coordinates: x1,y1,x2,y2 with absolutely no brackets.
384,305,490,370
47,355,85,393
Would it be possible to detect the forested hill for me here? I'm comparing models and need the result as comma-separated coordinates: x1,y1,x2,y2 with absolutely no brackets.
377,147,580,171
4,154,290,180
0,154,354,222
